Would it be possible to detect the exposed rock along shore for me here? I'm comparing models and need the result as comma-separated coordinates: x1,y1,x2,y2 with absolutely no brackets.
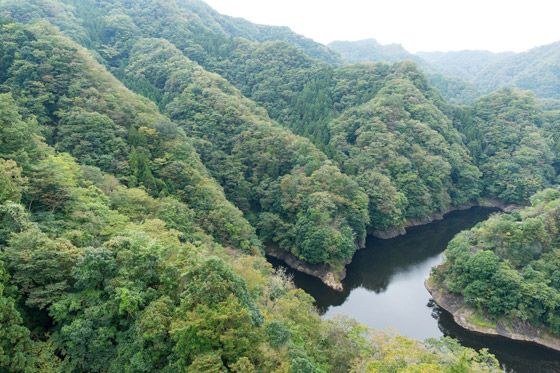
269,198,515,291
264,245,348,291
369,198,516,239
425,279,560,352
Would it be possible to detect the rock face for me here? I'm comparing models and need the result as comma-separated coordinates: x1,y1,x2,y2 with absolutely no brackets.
370,199,516,239
426,280,560,352
265,246,347,291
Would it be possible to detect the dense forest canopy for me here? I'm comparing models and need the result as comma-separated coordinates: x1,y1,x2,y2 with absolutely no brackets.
0,18,503,373
452,89,558,204
431,188,560,335
0,0,559,370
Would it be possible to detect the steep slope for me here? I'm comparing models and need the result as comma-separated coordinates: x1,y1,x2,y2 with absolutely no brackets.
0,33,366,371
123,38,369,269
453,88,557,203
121,24,485,239
0,20,258,251
1,1,370,271
44,0,487,236
181,37,486,235
205,40,485,230
0,0,342,66
0,20,358,372
326,63,483,233
5,0,559,270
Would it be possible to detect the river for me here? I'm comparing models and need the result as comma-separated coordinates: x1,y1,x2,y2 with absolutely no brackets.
268,206,560,373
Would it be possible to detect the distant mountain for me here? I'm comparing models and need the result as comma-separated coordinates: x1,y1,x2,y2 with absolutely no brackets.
328,38,424,65
416,50,514,80
328,39,482,105
416,45,560,101
474,41,560,99
329,38,560,104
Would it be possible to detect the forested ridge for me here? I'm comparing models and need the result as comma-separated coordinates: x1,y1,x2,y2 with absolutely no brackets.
330,38,560,106
0,0,559,370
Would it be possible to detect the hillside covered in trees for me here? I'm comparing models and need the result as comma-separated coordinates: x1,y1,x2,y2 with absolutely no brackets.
2,0,560,303
0,0,500,270
1,0,560,370
429,188,560,343
0,16,504,373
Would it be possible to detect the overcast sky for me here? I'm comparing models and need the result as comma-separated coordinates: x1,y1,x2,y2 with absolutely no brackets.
203,0,559,53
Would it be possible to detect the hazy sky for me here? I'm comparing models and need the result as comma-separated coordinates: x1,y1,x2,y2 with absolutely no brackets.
203,0,559,53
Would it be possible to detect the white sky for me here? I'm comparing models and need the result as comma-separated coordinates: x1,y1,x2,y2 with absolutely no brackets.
203,0,560,53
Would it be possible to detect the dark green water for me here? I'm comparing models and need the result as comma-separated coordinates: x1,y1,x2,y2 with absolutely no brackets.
268,207,560,373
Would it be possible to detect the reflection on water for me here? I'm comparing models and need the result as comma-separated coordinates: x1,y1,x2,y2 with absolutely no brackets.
268,207,560,373
433,304,560,373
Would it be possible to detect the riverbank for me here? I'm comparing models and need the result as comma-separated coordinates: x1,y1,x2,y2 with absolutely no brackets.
425,278,560,352
265,245,348,290
369,198,516,239
269,198,515,291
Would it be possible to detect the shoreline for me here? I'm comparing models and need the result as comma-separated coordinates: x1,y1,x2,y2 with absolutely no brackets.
264,245,348,291
425,279,560,353
370,198,515,239
269,197,516,291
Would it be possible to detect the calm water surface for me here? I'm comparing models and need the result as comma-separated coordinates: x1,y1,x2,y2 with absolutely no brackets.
268,207,560,373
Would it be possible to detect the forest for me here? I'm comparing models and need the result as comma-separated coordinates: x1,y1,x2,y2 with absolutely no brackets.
0,0,559,371
430,188,560,334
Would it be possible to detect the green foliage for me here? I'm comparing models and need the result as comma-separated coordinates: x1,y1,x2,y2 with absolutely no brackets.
0,202,29,244
353,331,500,372
3,227,81,309
181,256,263,325
9,0,555,272
0,259,37,371
0,93,42,168
118,37,369,266
434,188,560,333
27,153,80,213
0,2,540,371
454,88,556,203
428,73,481,105
0,20,258,251
327,66,481,225
0,158,26,203
56,109,128,170
171,295,258,370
